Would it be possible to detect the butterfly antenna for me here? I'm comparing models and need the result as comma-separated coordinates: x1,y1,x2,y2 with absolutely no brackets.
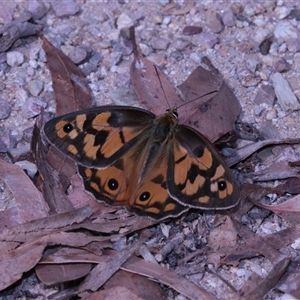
153,65,171,108
176,89,218,110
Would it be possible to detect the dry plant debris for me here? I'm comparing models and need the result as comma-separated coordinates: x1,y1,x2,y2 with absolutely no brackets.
0,1,300,300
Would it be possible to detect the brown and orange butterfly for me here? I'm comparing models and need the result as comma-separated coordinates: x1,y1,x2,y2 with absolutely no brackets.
44,105,240,220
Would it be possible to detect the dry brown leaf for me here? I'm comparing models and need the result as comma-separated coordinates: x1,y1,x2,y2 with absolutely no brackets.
122,256,217,300
236,255,290,300
130,32,182,115
207,216,238,268
252,194,300,224
268,177,300,196
39,245,109,264
104,270,164,300
226,137,300,166
39,33,92,115
32,119,74,214
221,244,259,266
36,263,92,285
276,258,300,299
77,230,152,296
0,159,49,228
264,225,300,251
235,221,284,262
39,32,92,199
130,28,239,143
0,205,94,246
177,63,240,142
82,286,144,300
0,241,45,291
68,215,156,237
0,230,116,291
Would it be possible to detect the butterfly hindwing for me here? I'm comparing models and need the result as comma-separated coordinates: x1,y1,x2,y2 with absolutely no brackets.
129,143,188,220
167,125,239,209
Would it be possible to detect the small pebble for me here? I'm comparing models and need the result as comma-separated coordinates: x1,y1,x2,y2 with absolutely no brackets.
237,69,261,87
259,38,272,55
266,109,277,120
170,50,183,61
150,37,170,50
245,57,259,73
51,0,80,17
27,80,44,97
173,38,191,51
254,28,272,44
274,20,299,43
23,97,47,118
271,72,300,111
0,2,16,23
0,99,12,119
28,59,38,69
290,8,300,21
243,3,256,16
149,13,163,24
138,43,152,56
275,6,290,19
206,10,223,33
69,47,87,64
254,85,276,106
6,51,25,67
27,0,48,19
182,25,202,36
254,105,264,116
221,9,237,27
236,268,247,277
162,16,171,25
15,160,38,178
198,33,219,49
117,13,134,29
189,52,201,64
273,57,289,72
287,38,300,53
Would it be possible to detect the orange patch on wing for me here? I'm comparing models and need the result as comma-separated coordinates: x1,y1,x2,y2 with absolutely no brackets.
212,165,225,181
83,134,100,160
91,112,111,128
182,175,205,195
75,114,87,131
173,144,189,185
121,126,143,143
90,181,100,193
164,202,177,212
84,168,92,178
198,196,210,204
101,128,124,158
67,144,78,155
198,148,213,170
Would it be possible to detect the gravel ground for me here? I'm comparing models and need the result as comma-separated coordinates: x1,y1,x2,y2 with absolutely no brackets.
1,1,300,299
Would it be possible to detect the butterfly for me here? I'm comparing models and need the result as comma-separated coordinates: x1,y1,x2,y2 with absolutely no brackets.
44,105,240,220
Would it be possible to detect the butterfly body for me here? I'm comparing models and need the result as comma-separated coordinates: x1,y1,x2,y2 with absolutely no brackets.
44,105,239,220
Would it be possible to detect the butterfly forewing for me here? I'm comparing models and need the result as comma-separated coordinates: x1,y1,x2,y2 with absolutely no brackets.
44,106,155,168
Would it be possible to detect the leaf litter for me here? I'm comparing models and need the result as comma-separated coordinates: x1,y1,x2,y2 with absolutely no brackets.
1,2,300,300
